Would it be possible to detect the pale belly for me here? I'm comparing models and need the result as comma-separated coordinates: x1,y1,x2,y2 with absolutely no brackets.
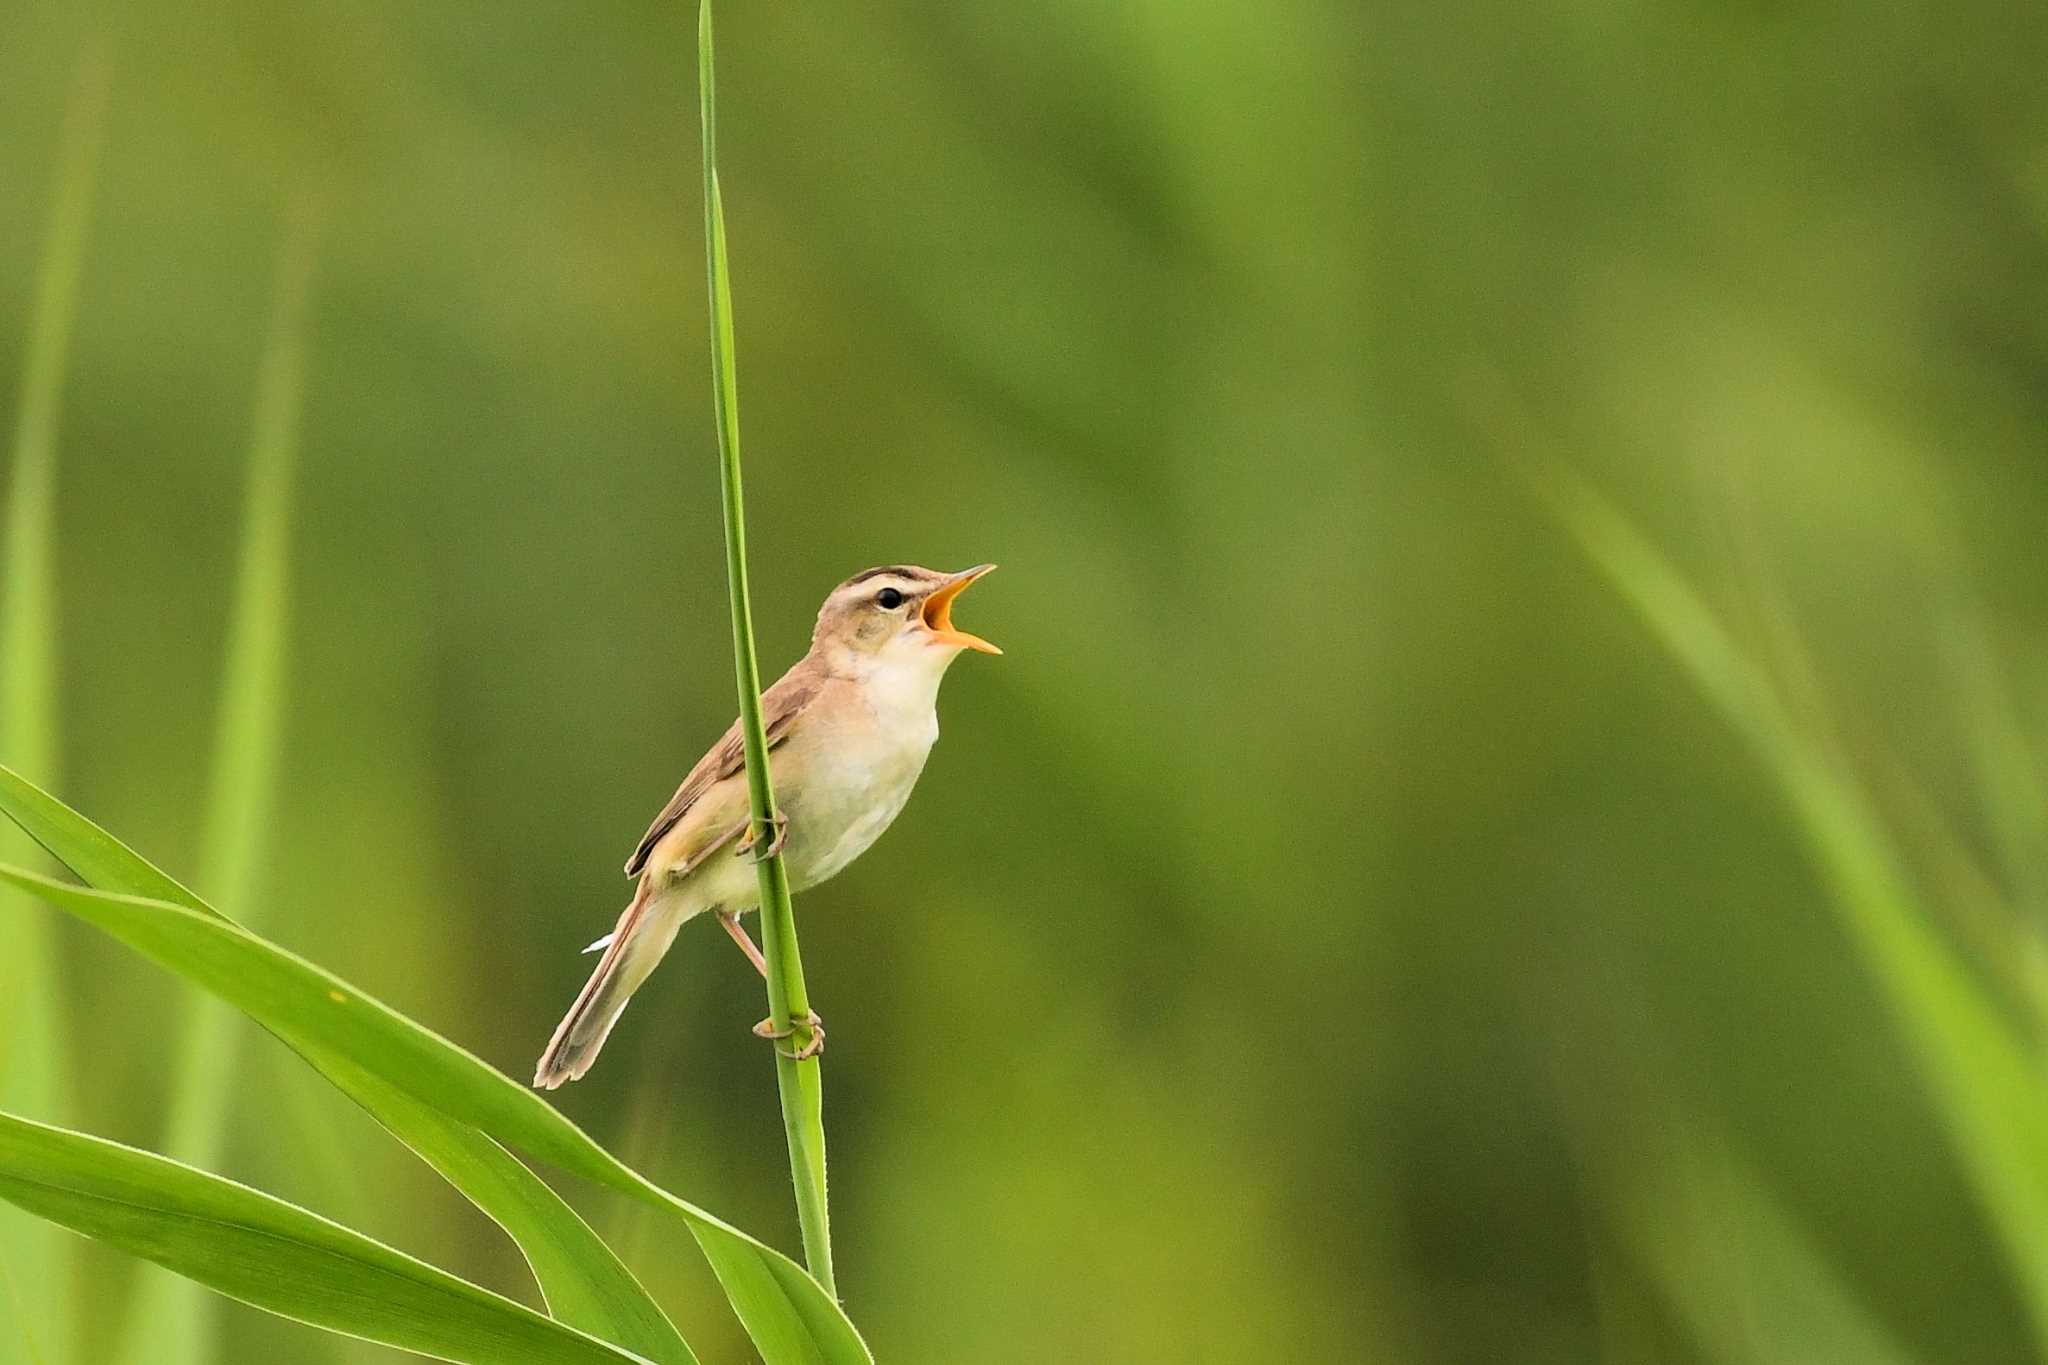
686,713,936,914
782,721,934,891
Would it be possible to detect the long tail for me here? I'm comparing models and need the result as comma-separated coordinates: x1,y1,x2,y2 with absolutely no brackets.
533,883,689,1089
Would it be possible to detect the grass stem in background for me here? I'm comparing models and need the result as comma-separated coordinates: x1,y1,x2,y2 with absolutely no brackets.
696,0,835,1297
113,206,319,1365
0,44,110,1365
1611,1134,1919,1365
1542,469,2048,1355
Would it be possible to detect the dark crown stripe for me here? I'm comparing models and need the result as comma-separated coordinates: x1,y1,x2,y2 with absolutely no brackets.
843,564,924,586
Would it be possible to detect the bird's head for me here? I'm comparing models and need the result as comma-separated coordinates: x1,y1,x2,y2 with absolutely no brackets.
812,563,1001,674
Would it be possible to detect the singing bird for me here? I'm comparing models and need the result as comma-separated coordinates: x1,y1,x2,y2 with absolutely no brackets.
533,563,1000,1089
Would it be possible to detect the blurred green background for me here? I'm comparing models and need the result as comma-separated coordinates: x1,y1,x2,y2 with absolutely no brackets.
5,0,2048,1361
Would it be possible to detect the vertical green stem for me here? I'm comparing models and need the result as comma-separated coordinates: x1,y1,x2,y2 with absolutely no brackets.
695,0,835,1297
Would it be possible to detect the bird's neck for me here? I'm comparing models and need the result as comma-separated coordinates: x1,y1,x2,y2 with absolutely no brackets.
823,639,955,725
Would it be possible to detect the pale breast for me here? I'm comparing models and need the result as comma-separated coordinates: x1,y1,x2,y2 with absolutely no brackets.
773,667,939,892
786,716,935,890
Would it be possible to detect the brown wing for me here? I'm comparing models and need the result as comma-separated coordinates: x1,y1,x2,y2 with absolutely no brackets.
623,670,820,876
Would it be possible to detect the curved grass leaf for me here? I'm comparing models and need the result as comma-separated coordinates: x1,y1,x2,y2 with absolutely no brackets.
0,765,694,1364
0,766,869,1364
311,1054,697,1364
0,765,196,905
0,1110,652,1365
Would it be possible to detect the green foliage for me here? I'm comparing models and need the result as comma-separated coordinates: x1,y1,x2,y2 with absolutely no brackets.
1547,473,2048,1354
0,764,866,1363
309,1061,699,1365
0,777,694,1365
0,1110,653,1365
1606,1126,1920,1365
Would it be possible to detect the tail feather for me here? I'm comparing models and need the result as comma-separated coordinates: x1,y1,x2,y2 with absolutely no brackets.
534,886,686,1089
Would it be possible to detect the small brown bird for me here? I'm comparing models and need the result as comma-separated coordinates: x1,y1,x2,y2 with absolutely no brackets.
533,563,999,1088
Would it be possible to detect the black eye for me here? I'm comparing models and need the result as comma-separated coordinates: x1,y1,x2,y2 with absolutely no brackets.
876,587,904,610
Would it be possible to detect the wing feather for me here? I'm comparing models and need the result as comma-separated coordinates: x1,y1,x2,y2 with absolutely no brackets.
623,671,819,877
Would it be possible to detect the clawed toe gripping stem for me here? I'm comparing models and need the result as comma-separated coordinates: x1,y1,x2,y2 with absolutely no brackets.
738,810,789,863
752,1009,825,1060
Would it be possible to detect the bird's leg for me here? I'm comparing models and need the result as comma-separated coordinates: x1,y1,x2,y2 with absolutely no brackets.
718,910,768,978
719,885,825,1059
752,1009,826,1061
735,810,790,863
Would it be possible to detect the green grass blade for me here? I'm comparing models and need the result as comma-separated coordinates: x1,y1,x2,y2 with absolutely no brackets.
0,1110,654,1365
0,859,830,1361
0,767,695,1365
301,1054,698,1365
0,765,197,906
1942,613,2048,918
1544,472,2048,1352
696,0,834,1294
0,769,869,1364
0,44,111,1365
120,203,320,1365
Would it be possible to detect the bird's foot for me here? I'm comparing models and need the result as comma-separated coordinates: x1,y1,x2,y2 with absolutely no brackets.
738,811,790,863
751,1009,825,1060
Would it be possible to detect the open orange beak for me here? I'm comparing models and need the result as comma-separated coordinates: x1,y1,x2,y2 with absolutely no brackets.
921,564,1001,654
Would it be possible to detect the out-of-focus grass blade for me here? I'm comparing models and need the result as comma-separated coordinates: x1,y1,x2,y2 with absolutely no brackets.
0,767,695,1365
0,768,868,1364
196,206,316,944
1942,612,2048,920
0,1110,654,1365
0,44,110,1365
1611,1138,1919,1365
121,207,316,1365
1544,471,2048,1353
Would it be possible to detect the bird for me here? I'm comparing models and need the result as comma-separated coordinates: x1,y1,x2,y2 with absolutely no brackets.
533,563,1000,1089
